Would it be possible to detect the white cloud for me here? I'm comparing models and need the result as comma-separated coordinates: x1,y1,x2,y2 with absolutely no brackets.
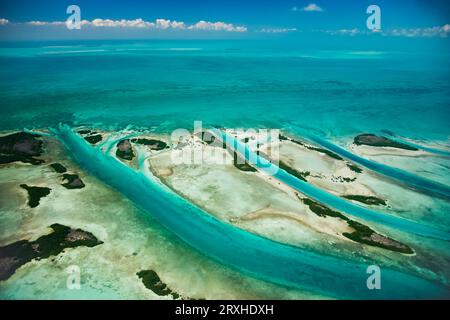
300,4,324,12
155,19,186,29
260,27,297,33
27,20,65,26
90,18,153,28
188,21,247,32
20,18,246,32
0,18,9,25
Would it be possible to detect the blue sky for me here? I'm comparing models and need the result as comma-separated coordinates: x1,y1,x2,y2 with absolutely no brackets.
0,0,449,40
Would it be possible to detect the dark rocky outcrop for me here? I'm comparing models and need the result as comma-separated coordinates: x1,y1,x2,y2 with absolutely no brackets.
0,132,44,165
84,134,103,145
137,270,180,299
116,139,135,160
0,224,102,281
61,174,85,189
20,184,51,208
77,129,103,145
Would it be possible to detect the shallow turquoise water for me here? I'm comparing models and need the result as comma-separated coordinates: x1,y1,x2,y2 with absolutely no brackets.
216,129,450,240
54,124,450,299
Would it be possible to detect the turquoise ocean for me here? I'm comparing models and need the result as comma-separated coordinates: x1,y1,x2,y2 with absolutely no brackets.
1,38,450,299
0,39,449,141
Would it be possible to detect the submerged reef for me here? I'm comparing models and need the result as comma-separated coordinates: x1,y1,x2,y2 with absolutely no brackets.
354,134,418,151
0,132,44,165
300,196,413,254
116,139,135,160
0,224,102,281
20,184,51,208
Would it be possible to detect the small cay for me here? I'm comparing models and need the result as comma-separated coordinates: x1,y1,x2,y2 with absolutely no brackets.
20,184,51,208
116,139,135,160
0,224,102,281
77,129,103,145
299,196,413,254
49,163,67,173
343,195,387,206
354,133,418,151
61,173,85,189
131,138,168,150
137,270,180,299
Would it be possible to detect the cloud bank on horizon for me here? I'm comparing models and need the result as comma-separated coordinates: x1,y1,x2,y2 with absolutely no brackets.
1,16,449,39
10,18,247,32
0,1,449,40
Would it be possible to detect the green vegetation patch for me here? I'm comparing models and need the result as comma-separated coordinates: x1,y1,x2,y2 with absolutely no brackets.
278,161,310,182
347,163,362,173
354,134,418,151
84,134,103,145
299,196,413,254
233,152,257,172
343,195,387,206
343,220,413,254
131,138,168,150
279,134,343,161
301,197,348,220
